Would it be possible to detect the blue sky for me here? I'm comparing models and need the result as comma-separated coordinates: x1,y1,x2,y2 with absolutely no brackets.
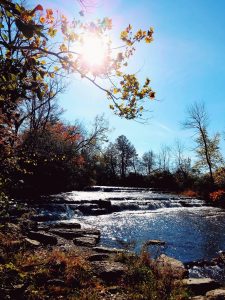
32,0,225,158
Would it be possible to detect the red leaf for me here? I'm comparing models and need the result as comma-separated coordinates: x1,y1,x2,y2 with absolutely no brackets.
34,5,43,11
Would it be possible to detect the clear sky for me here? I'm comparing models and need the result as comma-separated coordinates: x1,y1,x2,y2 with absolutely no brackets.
32,0,225,158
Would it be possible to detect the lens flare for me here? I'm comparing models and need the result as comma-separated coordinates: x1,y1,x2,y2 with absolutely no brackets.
79,34,108,71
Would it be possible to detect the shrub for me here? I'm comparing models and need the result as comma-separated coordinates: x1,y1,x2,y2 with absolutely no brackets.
209,189,225,203
181,189,199,198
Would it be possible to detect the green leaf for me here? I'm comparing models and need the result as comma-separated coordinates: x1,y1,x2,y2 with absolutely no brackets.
2,33,8,41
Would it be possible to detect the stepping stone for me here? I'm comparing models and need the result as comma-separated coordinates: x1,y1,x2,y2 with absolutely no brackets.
28,231,57,245
92,261,127,282
182,278,221,296
73,237,97,247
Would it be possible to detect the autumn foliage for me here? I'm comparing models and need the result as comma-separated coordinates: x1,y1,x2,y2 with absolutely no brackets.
209,190,225,203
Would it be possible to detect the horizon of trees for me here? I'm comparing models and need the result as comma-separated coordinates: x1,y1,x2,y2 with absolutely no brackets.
5,101,225,199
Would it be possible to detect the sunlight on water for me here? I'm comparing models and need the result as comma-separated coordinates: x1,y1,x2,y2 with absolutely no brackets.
75,207,225,263
51,186,225,263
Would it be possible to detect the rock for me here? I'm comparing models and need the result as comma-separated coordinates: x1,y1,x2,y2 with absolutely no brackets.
73,237,97,247
47,279,65,286
144,239,166,246
191,296,206,300
93,246,125,254
27,231,57,245
83,234,100,243
78,204,99,214
96,199,112,209
37,224,50,231
52,222,81,229
24,237,41,247
206,288,225,299
49,228,100,240
88,254,110,262
20,219,38,232
156,254,188,279
92,261,127,282
90,208,108,215
182,278,221,296
31,214,59,222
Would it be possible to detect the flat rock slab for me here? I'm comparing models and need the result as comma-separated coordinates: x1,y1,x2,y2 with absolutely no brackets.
73,237,97,247
24,237,41,247
52,222,81,229
182,278,222,296
49,228,100,240
206,288,225,299
27,231,58,245
157,254,188,279
93,246,125,254
92,261,127,282
144,239,166,246
88,254,110,262
47,279,65,286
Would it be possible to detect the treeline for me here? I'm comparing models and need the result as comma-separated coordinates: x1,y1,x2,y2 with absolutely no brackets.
3,101,225,202
1,82,225,201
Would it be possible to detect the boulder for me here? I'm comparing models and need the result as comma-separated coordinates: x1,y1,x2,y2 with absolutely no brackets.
156,254,188,279
49,228,100,240
182,278,221,296
73,237,97,247
92,261,127,282
206,288,225,299
27,231,57,245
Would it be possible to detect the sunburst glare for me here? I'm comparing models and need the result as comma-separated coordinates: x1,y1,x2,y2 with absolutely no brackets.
79,34,109,71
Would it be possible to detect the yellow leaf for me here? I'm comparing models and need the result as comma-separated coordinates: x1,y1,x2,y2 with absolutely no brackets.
59,44,67,52
145,36,153,43
120,30,128,39
39,16,46,24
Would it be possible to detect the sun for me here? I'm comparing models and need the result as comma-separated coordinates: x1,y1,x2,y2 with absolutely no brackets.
79,33,108,72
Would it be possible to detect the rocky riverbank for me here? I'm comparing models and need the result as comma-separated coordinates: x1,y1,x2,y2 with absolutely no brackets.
1,213,225,299
0,217,188,299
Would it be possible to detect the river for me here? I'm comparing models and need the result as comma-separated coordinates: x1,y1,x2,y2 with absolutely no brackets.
37,186,225,280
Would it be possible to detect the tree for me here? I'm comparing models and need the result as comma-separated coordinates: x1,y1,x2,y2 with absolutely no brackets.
142,150,155,175
104,142,119,179
183,102,223,185
0,0,155,194
157,144,171,172
115,135,136,179
173,139,191,174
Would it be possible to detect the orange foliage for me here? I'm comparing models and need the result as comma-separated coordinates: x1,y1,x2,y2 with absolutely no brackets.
46,122,82,144
181,190,198,198
209,190,225,202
